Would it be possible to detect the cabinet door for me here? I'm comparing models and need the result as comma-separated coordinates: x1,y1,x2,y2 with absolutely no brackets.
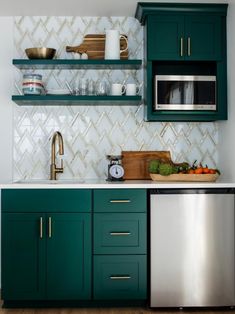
147,14,184,60
184,15,221,61
2,213,46,300
46,213,91,300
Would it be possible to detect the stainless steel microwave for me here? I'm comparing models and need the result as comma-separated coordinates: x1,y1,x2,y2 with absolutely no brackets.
154,75,216,111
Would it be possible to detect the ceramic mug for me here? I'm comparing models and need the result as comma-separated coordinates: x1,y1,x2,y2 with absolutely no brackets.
105,30,128,60
126,83,140,96
111,83,126,96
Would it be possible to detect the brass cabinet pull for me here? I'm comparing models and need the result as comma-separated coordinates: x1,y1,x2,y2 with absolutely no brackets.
39,217,43,239
180,37,184,57
48,217,52,238
110,276,131,280
110,232,131,236
188,37,191,56
110,200,131,203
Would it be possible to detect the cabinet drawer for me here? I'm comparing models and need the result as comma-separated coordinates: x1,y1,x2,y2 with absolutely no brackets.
2,189,92,213
93,189,146,212
94,213,146,254
93,255,147,300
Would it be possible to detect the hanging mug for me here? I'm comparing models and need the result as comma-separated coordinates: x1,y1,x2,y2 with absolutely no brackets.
105,30,128,60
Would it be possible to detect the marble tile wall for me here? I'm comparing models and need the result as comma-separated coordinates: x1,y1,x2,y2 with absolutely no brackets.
13,16,218,180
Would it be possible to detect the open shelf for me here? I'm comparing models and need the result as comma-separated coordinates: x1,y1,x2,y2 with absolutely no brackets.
13,59,142,70
12,95,142,106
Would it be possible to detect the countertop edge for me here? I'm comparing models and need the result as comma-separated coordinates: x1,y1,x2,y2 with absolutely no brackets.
0,180,235,189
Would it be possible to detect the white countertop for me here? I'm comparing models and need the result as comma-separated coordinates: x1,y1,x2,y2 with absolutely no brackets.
0,178,235,189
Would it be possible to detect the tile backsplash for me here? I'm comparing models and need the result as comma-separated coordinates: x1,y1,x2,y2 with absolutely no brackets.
13,16,218,180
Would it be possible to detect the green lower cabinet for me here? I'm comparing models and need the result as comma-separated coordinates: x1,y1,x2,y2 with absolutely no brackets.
2,212,91,301
46,213,91,300
2,213,46,300
93,255,147,300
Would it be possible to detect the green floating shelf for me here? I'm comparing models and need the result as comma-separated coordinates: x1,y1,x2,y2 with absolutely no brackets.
13,59,142,70
12,95,142,106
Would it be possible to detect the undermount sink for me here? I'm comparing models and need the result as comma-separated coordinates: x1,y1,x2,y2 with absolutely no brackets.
15,179,85,184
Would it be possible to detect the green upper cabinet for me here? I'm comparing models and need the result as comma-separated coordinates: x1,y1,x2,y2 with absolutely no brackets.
135,3,228,122
147,15,184,60
184,15,221,61
147,14,222,61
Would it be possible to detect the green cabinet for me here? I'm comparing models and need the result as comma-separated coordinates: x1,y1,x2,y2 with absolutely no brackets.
2,188,147,304
2,213,46,300
147,14,221,61
93,189,147,300
1,189,92,302
136,3,228,122
184,15,221,61
46,213,91,300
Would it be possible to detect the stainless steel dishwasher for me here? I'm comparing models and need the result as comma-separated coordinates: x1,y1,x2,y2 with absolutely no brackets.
150,188,235,307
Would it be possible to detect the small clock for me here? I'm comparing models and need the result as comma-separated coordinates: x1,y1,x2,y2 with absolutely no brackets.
107,155,125,181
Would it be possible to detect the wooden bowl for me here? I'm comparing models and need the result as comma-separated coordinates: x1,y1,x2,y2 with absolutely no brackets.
25,47,56,59
150,173,219,182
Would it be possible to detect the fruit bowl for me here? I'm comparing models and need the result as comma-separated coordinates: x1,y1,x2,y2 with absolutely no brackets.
150,173,219,182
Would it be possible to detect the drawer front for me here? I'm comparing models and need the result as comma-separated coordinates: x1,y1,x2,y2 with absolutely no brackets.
2,189,92,213
94,189,147,212
93,255,147,300
94,213,146,254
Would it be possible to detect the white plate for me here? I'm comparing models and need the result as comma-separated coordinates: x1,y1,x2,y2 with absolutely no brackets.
47,89,71,95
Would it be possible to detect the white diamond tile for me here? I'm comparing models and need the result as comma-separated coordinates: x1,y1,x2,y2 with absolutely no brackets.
13,16,219,180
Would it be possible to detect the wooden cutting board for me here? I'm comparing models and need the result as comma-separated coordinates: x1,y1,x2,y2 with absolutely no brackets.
66,34,128,59
122,151,171,180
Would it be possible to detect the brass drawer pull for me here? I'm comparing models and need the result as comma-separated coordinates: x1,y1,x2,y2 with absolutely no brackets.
188,37,191,56
110,200,131,203
48,217,52,238
110,232,131,236
39,217,43,239
180,37,184,57
110,276,131,280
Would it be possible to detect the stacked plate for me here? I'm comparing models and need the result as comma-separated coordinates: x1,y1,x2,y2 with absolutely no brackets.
22,74,43,95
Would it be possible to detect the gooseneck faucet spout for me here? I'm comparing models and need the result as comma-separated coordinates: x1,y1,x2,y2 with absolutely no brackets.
50,131,64,180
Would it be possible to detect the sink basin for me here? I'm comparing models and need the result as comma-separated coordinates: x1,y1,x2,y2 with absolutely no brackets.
15,179,85,184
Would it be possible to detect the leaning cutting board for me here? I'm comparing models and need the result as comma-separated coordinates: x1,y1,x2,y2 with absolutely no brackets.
66,34,128,59
122,151,171,180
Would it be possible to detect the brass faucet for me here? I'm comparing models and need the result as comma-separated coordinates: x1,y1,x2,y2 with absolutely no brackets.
50,131,64,180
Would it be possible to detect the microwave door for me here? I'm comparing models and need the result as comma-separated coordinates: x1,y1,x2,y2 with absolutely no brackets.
154,75,216,111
